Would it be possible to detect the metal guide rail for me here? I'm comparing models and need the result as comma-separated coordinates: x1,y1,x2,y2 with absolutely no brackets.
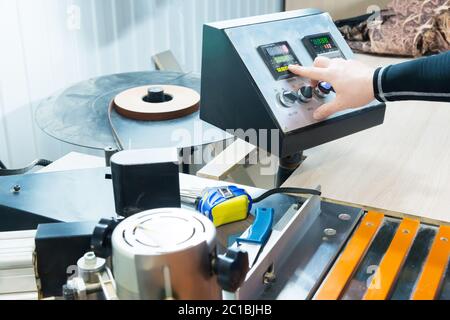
0,230,38,300
314,212,450,300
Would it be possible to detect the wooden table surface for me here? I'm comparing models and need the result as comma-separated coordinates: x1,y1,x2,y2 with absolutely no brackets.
284,54,450,224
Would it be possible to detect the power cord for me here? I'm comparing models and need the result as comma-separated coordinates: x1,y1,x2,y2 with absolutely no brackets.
252,187,321,203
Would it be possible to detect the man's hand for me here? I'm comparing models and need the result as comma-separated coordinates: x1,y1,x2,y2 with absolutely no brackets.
289,57,376,120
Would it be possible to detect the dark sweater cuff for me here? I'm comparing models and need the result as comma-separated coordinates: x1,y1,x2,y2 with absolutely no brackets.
373,67,385,103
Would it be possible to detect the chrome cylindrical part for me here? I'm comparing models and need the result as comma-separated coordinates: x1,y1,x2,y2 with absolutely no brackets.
111,208,221,300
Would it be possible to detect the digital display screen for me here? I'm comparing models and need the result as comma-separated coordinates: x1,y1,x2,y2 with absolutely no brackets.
302,33,342,59
258,41,300,80
308,35,337,53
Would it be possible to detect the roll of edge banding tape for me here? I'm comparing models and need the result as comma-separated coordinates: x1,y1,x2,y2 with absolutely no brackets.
113,85,200,121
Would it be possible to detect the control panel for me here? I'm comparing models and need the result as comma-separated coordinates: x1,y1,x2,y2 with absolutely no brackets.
200,9,385,157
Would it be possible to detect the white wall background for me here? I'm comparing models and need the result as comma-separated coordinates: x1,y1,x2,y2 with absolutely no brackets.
0,0,283,168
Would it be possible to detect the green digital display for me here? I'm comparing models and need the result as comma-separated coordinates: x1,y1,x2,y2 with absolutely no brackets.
303,33,340,58
311,37,330,46
273,55,294,64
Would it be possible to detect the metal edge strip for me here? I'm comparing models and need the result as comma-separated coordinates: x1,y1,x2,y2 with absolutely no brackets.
314,211,385,300
363,218,420,300
412,226,450,300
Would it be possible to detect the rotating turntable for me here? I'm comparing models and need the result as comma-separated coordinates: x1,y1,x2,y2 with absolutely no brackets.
35,71,230,151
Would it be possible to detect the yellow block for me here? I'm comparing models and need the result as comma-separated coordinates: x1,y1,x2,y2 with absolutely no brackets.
211,195,249,227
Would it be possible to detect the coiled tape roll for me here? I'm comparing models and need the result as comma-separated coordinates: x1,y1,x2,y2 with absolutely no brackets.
113,85,200,121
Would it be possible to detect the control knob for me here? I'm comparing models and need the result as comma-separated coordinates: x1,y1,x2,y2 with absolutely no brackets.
297,86,313,103
315,81,333,98
278,90,298,108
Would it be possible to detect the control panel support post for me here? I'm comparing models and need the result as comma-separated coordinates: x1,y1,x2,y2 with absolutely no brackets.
276,151,305,187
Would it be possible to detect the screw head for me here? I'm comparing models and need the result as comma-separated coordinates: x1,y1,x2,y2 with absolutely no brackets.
324,228,337,236
12,185,21,193
339,214,351,221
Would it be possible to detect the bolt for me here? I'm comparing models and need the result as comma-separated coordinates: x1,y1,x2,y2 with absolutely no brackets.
263,272,276,285
12,185,21,193
84,252,97,266
339,213,351,221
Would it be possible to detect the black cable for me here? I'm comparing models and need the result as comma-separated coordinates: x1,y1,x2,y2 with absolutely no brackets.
108,101,125,151
0,159,53,176
252,187,321,203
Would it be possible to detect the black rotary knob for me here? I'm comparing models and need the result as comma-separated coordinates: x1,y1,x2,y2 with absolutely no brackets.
145,87,166,103
298,86,313,103
214,248,249,292
91,217,123,258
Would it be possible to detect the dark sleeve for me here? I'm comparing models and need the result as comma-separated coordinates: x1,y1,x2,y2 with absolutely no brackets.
373,51,450,102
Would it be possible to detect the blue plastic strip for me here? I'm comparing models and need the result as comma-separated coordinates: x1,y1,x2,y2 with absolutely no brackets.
237,208,274,245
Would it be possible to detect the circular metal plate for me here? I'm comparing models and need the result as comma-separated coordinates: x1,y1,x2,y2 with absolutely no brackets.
35,71,230,150
113,208,216,254
133,216,196,248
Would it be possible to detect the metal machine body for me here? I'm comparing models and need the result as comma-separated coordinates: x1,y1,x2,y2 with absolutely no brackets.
0,168,116,232
2,176,450,300
200,9,386,158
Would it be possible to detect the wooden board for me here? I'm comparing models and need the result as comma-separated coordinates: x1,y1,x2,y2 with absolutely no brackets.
197,139,257,181
283,54,450,223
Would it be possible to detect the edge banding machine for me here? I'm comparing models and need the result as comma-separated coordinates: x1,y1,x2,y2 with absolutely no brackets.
1,10,449,301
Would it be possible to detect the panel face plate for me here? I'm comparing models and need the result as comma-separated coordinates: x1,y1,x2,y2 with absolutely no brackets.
225,12,380,133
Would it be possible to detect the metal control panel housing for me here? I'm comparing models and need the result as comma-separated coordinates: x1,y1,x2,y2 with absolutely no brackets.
200,9,386,157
